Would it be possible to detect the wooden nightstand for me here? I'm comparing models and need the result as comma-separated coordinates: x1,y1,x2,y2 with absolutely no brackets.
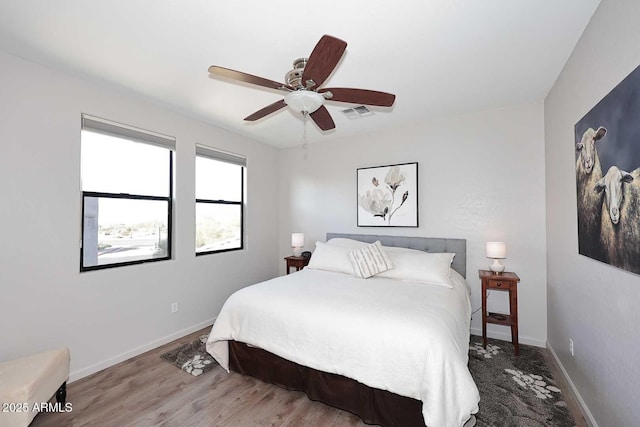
284,256,310,274
478,270,521,355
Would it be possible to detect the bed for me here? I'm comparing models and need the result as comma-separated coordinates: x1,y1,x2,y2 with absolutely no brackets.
206,233,480,427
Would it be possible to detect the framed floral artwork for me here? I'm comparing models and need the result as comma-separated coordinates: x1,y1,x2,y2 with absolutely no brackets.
357,162,418,227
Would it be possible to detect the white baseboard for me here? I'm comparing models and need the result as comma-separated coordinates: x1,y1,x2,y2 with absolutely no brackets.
69,317,216,382
547,343,598,427
470,327,546,348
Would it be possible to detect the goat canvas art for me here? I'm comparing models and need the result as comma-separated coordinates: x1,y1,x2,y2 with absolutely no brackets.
575,63,640,275
357,162,418,227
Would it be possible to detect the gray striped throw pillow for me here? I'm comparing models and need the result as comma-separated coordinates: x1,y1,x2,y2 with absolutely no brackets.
348,241,395,278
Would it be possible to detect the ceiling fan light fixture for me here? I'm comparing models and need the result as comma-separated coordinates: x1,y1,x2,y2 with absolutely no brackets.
284,90,324,114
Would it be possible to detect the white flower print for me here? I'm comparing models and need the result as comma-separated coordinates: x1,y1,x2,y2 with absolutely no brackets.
182,354,213,377
470,342,501,358
359,189,393,219
505,369,561,399
359,165,411,224
384,166,406,191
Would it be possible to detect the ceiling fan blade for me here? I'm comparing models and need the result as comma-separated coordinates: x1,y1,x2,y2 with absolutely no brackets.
209,66,291,91
320,88,396,107
302,35,347,89
244,99,287,121
309,105,335,131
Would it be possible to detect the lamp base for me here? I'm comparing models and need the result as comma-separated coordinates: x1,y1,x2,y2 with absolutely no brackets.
293,247,303,257
489,259,505,274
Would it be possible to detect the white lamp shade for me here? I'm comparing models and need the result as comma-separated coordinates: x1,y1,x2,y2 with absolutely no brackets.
291,233,305,248
284,91,324,114
486,242,507,259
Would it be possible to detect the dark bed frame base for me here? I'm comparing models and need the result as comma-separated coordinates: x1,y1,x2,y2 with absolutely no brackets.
229,341,426,427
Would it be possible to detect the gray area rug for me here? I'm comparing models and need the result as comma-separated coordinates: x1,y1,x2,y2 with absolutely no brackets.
160,334,218,377
469,336,576,427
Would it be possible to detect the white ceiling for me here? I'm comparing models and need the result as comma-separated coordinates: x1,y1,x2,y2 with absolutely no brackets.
0,1,600,149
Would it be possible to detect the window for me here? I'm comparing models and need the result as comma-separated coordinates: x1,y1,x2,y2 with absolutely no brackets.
81,115,175,271
195,145,245,255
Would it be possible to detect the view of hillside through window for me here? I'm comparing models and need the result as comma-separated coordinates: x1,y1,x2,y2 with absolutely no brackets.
81,130,171,268
82,128,243,267
195,155,243,254
83,196,169,266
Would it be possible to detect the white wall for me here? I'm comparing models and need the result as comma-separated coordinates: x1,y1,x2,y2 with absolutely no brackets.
544,1,640,426
278,102,548,346
0,51,279,380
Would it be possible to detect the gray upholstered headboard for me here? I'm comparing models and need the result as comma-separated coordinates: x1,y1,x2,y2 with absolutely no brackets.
326,233,467,278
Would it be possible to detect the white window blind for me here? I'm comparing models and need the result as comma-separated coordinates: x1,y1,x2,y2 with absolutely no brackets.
196,144,246,167
82,114,176,151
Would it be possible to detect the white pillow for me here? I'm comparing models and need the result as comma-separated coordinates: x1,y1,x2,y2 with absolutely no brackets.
328,238,425,255
306,241,354,275
378,251,455,288
347,241,395,279
380,245,427,255
325,238,369,248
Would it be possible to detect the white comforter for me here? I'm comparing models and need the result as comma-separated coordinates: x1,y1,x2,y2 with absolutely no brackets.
206,269,480,427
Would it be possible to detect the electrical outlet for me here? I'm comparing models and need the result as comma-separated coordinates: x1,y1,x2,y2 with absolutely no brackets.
171,302,178,313
569,338,574,356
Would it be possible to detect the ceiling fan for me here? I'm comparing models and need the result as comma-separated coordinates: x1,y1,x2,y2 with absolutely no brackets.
208,35,396,131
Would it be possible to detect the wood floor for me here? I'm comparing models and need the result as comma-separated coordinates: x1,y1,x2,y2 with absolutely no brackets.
31,328,588,427
31,328,369,427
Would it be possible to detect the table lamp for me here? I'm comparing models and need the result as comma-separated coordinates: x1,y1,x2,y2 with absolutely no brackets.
291,233,305,257
486,241,507,274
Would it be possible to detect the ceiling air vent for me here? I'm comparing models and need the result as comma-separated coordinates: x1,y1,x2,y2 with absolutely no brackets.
341,105,373,119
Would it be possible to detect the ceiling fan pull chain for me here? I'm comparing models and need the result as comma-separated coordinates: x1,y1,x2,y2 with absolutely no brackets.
302,111,308,159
